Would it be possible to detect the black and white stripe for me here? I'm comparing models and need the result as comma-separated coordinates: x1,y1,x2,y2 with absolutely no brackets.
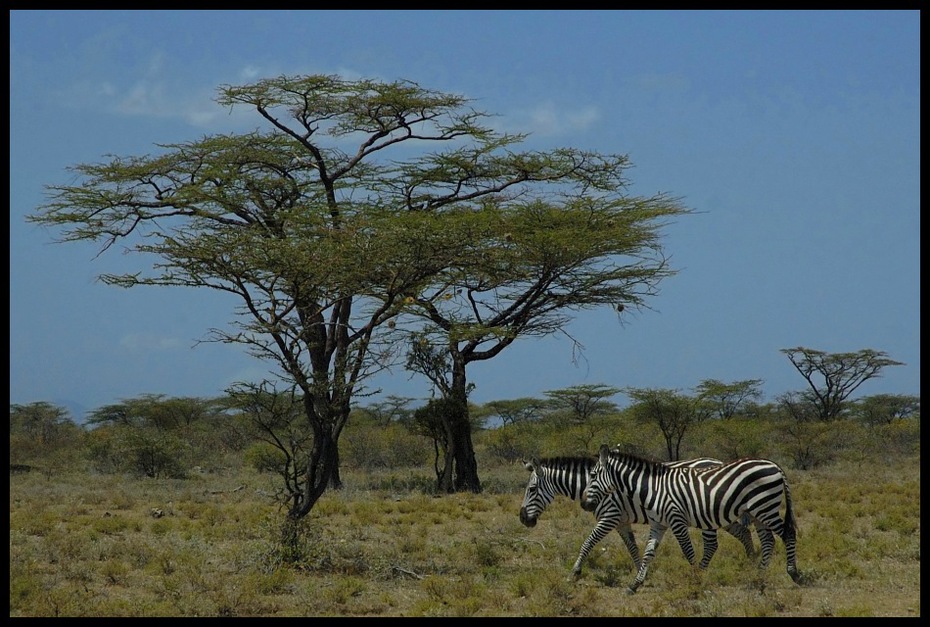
581,444,800,593
519,455,756,577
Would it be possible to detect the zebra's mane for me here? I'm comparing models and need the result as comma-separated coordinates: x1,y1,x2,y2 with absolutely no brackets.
602,448,668,472
538,456,595,469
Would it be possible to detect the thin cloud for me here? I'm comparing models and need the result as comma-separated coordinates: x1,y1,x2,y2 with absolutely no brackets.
515,102,602,137
110,78,237,128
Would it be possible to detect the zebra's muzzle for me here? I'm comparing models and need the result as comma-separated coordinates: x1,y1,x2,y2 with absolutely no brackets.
580,496,599,513
519,508,537,527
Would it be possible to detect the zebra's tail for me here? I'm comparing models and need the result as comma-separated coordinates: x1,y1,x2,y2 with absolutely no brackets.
782,474,797,544
781,469,802,583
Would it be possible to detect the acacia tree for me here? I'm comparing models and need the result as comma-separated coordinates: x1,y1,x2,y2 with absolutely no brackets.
360,395,415,427
9,402,82,470
87,394,224,430
545,384,621,424
480,398,551,427
694,378,764,420
9,402,76,446
780,347,904,421
399,189,686,491
850,393,920,426
29,73,688,508
625,387,699,461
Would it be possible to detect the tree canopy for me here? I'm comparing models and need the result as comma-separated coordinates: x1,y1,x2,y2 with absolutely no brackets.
28,74,689,513
780,347,904,421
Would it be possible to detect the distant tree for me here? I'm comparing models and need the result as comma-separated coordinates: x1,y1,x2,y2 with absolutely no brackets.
694,378,763,420
774,391,841,470
544,384,621,424
359,396,416,427
780,347,905,421
539,384,621,452
850,393,920,427
9,402,83,471
625,387,698,461
410,396,459,485
10,402,75,446
86,394,225,430
82,395,228,477
480,397,550,427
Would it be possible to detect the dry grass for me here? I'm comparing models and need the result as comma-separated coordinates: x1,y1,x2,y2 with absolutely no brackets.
9,455,920,617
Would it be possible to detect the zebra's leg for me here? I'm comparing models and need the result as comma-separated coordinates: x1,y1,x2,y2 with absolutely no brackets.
780,493,801,583
724,514,758,558
756,525,776,569
628,524,666,594
669,517,698,567
783,527,801,583
698,529,719,569
615,522,642,571
571,516,617,578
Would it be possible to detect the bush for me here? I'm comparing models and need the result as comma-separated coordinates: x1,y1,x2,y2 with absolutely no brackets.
341,423,432,470
698,418,778,460
84,425,187,478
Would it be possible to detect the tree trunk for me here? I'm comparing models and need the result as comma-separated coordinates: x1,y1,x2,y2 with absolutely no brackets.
451,415,481,493
449,359,482,493
438,444,455,493
329,445,344,490
288,396,339,519
436,401,456,492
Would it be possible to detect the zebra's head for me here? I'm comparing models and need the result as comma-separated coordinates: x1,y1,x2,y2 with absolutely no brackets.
519,456,593,527
519,458,553,528
581,444,614,513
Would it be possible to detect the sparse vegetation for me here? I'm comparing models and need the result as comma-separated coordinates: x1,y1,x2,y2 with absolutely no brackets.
9,450,919,616
9,386,919,616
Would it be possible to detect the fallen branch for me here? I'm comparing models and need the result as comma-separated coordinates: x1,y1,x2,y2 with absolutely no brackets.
391,565,423,580
512,537,546,549
208,485,245,495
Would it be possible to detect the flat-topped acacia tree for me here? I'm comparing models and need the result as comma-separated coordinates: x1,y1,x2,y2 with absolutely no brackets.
28,74,689,510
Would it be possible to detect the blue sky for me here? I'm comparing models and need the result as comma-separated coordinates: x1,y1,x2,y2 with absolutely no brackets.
10,11,920,421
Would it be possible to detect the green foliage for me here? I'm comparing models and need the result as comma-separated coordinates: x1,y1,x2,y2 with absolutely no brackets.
342,421,432,470
698,417,777,460
9,401,83,468
244,442,288,474
868,419,920,457
780,347,905,421
849,394,920,426
625,387,700,460
543,384,621,423
479,397,550,426
694,378,764,420
84,424,188,478
481,424,534,463
776,414,861,470
28,71,693,506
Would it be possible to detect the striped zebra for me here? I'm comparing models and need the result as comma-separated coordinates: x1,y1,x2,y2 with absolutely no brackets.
581,444,800,593
519,454,757,578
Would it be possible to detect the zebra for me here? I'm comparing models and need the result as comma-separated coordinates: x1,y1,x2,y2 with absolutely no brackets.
519,454,757,578
581,444,800,593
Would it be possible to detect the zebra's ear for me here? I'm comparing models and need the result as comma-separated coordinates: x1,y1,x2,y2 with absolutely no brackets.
524,458,538,472
599,444,610,463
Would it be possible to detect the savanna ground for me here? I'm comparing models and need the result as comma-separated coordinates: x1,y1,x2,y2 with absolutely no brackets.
9,454,919,617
